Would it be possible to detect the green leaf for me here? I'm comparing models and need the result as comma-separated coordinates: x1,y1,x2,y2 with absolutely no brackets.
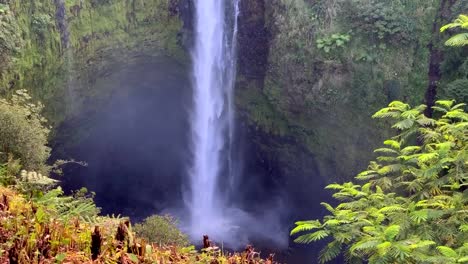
383,140,400,149
294,230,330,244
384,225,400,241
409,240,435,249
55,253,66,263
351,239,380,253
326,183,344,190
378,205,406,213
437,246,458,258
321,202,335,213
410,210,428,223
291,220,322,235
128,253,139,263
393,119,414,130
319,241,342,263
435,100,455,109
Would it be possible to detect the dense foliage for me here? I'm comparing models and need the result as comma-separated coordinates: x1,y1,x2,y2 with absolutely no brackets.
291,100,468,263
134,215,190,247
0,4,22,72
0,148,275,263
0,90,50,173
0,185,276,263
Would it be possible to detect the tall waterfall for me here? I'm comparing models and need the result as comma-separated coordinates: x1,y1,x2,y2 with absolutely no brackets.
188,0,240,240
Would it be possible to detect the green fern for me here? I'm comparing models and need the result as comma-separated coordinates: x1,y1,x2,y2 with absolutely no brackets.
292,100,468,263
441,14,468,47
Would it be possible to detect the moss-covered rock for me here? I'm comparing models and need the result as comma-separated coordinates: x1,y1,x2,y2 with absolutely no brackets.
235,0,466,209
0,0,185,126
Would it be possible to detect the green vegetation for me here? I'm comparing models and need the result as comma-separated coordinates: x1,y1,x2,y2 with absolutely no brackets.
0,96,273,263
0,184,273,263
441,14,468,47
134,215,190,247
291,100,468,263
316,33,351,54
0,90,50,174
0,0,185,126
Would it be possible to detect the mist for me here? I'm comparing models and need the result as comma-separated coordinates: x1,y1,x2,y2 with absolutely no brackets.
51,54,297,250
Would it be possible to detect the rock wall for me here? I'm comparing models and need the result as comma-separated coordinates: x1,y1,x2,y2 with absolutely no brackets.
0,0,184,125
235,0,467,212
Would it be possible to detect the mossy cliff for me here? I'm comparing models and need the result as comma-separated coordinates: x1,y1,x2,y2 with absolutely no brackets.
0,0,184,125
236,0,468,210
0,0,466,215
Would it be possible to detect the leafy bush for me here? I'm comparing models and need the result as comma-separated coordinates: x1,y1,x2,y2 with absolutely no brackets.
344,0,415,45
0,90,50,174
31,14,53,42
134,215,190,247
316,33,350,53
292,100,468,263
0,186,274,263
446,79,468,106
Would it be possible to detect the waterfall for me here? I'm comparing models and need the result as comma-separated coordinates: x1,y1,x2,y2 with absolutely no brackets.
54,0,76,114
187,0,240,241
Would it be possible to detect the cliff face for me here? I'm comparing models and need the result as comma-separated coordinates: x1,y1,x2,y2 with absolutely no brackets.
0,0,466,215
235,0,467,211
0,0,184,125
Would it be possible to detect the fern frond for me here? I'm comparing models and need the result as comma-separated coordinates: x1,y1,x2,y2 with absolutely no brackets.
383,140,400,149
393,119,415,130
290,220,322,235
445,33,468,46
384,225,400,241
350,239,380,253
294,230,330,244
437,246,458,258
319,241,342,263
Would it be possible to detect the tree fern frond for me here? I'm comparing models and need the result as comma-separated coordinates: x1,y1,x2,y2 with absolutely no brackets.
291,220,322,235
378,205,406,213
319,241,342,263
384,225,400,241
350,239,380,253
445,33,468,46
383,140,400,149
294,230,330,244
393,119,415,130
437,246,458,258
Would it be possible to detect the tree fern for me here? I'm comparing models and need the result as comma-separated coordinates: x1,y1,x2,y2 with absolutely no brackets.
441,14,468,47
33,187,100,223
292,100,468,263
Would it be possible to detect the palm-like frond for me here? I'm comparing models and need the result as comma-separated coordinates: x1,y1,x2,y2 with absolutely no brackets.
440,14,468,32
441,14,468,47
445,33,468,46
292,100,468,263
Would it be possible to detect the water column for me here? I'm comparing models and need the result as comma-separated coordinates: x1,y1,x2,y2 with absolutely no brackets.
188,0,240,240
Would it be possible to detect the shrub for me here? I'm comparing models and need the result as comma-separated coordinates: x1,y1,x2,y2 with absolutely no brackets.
0,90,51,174
134,215,190,247
31,14,53,42
316,33,350,53
446,79,468,106
343,0,415,45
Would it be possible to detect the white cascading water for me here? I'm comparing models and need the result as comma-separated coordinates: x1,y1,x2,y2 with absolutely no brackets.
188,0,240,241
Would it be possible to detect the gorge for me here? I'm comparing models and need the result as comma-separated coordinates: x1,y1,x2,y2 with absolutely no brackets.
0,0,466,263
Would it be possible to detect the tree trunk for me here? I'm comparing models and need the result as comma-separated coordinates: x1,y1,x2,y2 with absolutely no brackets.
424,0,457,117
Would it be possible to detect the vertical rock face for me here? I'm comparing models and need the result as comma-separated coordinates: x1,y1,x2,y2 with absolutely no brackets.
237,0,268,81
174,0,193,50
53,0,69,50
